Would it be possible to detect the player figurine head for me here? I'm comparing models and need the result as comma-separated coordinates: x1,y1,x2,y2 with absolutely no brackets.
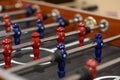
57,43,65,50
95,33,102,39
78,22,85,27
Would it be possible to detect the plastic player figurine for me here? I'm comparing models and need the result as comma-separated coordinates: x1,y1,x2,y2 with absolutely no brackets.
36,9,43,20
37,19,45,39
31,32,41,60
3,15,12,33
2,38,13,69
57,43,67,78
57,15,65,27
26,4,32,27
78,22,86,47
94,33,103,63
4,19,12,33
86,59,98,79
12,24,21,45
56,27,65,44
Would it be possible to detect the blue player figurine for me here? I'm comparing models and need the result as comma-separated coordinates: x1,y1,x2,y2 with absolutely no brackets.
57,15,65,27
57,43,67,78
94,33,103,63
26,4,32,27
12,24,21,45
37,19,45,39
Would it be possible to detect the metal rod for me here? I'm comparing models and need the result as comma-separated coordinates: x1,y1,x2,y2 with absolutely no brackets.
0,31,14,38
0,12,53,26
67,34,120,55
4,5,15,10
44,22,59,28
0,22,58,38
41,30,80,42
41,36,58,42
6,34,120,73
0,30,80,53
63,57,120,80
0,69,27,80
12,16,37,24
0,24,119,54
65,30,80,36
0,4,37,17
67,43,96,55
103,35,120,43
12,42,33,50
1,1,22,12
62,74,81,80
97,57,120,71
7,55,53,72
0,10,26,17
0,42,33,54
0,19,74,38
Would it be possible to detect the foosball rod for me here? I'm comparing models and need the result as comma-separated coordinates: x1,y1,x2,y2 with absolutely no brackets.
0,21,99,53
67,34,120,55
62,57,120,80
0,15,81,38
0,9,59,26
0,26,85,53
0,1,22,12
0,4,39,17
0,68,27,80
7,34,120,72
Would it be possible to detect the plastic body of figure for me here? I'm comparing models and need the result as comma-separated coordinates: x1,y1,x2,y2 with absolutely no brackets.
57,43,67,78
2,38,13,69
94,33,103,63
86,59,98,79
3,15,11,33
12,24,21,45
57,15,65,27
77,22,86,47
56,27,65,44
32,32,41,60
26,4,32,27
37,19,45,39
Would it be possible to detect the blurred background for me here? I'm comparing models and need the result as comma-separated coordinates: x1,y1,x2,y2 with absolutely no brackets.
37,0,120,19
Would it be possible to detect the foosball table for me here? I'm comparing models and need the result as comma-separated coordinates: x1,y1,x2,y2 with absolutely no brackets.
0,0,119,80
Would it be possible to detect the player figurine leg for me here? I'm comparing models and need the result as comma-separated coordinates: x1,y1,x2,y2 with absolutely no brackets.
57,43,67,78
94,33,103,63
86,59,98,79
2,38,13,69
78,22,86,47
56,27,65,44
32,32,41,60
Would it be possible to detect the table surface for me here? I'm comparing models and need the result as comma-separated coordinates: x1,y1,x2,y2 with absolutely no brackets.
0,15,119,80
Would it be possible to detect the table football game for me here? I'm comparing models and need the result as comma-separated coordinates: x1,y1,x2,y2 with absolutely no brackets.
0,0,119,80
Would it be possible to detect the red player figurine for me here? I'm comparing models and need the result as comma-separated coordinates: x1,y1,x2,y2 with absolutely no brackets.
3,15,12,33
4,19,12,33
78,22,86,47
2,38,13,69
86,59,98,80
31,32,41,60
36,9,43,20
56,27,65,44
